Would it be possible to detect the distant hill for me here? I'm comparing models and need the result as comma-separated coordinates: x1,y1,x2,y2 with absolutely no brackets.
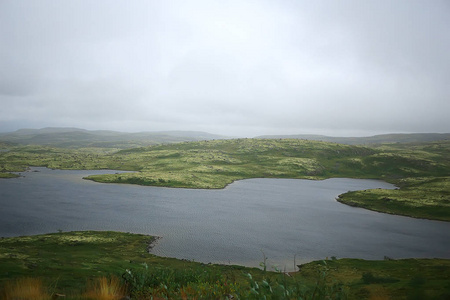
255,133,450,145
0,127,227,148
2,128,449,148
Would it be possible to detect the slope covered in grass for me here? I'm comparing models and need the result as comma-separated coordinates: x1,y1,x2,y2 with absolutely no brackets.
85,138,449,187
1,231,449,299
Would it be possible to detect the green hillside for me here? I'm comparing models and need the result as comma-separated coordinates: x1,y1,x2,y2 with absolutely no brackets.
0,127,227,148
257,133,450,145
1,231,449,299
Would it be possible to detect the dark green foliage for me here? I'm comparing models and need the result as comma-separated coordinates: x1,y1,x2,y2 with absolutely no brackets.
122,263,238,299
409,276,425,287
122,261,349,299
361,272,399,284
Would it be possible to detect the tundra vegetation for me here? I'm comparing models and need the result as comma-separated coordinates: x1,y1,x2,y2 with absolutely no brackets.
1,231,449,299
1,138,449,298
1,138,449,221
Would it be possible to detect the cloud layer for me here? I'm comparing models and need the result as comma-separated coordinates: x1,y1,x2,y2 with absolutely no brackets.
1,0,449,136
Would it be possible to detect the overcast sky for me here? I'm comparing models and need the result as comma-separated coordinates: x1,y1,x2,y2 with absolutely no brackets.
1,0,449,137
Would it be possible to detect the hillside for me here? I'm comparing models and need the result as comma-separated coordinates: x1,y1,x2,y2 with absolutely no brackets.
2,128,449,148
0,127,227,148
84,138,450,189
256,133,450,145
1,231,448,299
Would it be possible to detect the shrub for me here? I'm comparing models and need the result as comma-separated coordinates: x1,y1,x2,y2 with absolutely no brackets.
362,272,399,284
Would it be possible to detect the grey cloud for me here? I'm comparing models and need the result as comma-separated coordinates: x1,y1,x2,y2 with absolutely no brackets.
0,0,449,136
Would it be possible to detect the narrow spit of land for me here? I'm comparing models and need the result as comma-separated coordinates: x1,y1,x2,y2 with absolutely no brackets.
1,138,449,221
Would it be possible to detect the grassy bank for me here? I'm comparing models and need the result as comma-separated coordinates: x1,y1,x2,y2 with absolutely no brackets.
0,231,255,298
1,231,449,299
337,176,450,221
0,172,18,178
1,139,449,220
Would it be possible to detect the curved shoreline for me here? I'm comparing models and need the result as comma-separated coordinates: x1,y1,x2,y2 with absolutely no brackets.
86,171,450,222
4,165,447,222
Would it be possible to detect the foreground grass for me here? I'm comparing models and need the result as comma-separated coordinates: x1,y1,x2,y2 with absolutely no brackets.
0,231,156,294
0,231,252,298
1,139,450,221
0,231,449,299
298,258,450,300
0,231,311,298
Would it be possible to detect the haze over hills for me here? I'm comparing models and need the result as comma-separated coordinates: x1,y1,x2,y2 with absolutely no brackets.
0,127,449,148
256,133,450,145
0,127,228,148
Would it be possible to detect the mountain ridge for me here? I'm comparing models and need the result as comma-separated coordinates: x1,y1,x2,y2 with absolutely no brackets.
0,127,228,148
0,127,449,148
256,133,450,145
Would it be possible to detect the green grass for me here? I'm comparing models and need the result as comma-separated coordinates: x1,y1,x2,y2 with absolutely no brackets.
296,258,450,300
88,139,450,187
338,176,450,221
1,139,449,297
0,172,18,178
0,231,326,298
1,231,449,299
0,231,153,293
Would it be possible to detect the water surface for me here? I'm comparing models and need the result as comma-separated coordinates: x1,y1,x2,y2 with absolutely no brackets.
1,167,449,271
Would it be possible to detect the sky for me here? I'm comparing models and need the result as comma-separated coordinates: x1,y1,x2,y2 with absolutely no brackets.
1,0,449,137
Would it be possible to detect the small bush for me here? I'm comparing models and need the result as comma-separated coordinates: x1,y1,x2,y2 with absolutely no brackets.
362,272,399,284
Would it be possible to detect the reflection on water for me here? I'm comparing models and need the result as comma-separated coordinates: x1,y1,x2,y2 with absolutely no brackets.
1,167,449,271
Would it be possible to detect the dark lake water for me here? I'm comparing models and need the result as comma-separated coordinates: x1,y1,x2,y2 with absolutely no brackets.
1,167,449,271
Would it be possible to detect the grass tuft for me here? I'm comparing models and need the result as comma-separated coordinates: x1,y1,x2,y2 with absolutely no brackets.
84,276,126,300
1,277,49,300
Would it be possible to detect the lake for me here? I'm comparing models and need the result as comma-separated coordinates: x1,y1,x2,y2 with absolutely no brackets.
1,167,449,271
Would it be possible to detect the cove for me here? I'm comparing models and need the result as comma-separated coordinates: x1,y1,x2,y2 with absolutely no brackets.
1,167,449,271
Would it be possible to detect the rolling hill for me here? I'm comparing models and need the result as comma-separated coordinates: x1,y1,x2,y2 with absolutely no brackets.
0,127,227,148
256,133,450,145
